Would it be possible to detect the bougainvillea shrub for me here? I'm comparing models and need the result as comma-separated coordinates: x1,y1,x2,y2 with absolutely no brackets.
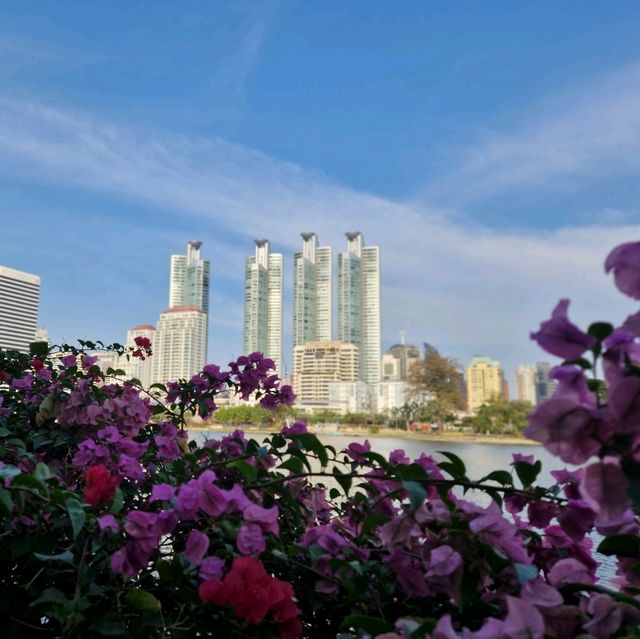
2,241,640,637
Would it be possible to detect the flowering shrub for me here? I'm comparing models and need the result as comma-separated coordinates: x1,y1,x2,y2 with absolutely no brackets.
2,242,640,637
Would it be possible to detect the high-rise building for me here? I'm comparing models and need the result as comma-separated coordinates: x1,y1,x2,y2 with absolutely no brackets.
292,341,358,409
169,241,210,314
153,307,207,384
516,364,537,404
337,232,381,384
121,324,156,388
293,232,332,346
243,240,283,373
0,265,40,353
535,362,556,404
466,356,503,412
382,341,421,381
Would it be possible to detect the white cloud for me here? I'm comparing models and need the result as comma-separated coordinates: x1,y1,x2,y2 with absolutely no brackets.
428,62,640,202
0,92,638,380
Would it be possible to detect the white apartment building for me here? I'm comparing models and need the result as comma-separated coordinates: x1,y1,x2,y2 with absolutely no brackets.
120,324,156,388
243,239,283,374
516,364,537,405
0,265,40,353
375,381,410,414
153,306,207,384
327,381,372,414
293,232,332,346
292,341,358,410
337,232,381,384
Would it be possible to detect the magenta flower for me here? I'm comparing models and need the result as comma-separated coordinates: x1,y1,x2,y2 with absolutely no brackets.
608,376,640,434
580,459,630,527
243,504,279,536
530,299,596,360
524,397,605,464
199,555,225,581
582,594,624,638
548,558,594,587
346,440,371,462
183,530,209,565
149,483,175,503
237,522,266,555
605,241,640,299
97,514,120,534
426,545,462,577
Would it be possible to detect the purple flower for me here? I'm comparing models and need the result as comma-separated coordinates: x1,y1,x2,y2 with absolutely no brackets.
511,452,535,465
520,580,563,608
580,459,630,527
608,376,640,434
281,422,308,436
196,470,228,517
389,449,410,465
199,555,225,581
501,596,545,639
176,480,198,520
149,483,175,503
530,299,596,360
81,355,98,369
60,354,77,368
550,365,597,407
527,501,558,528
237,522,266,555
557,499,596,541
183,530,209,565
243,504,279,536
97,514,119,534
524,397,605,464
154,422,181,460
346,439,371,463
605,241,640,299
427,545,462,577
582,594,624,638
548,558,594,587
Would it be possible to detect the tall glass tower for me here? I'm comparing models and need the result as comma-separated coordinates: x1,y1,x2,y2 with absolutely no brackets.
169,241,210,315
337,232,381,384
243,239,283,373
293,232,332,347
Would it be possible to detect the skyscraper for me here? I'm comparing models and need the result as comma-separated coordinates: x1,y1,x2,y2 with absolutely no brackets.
153,307,207,384
293,232,332,346
0,265,40,353
466,356,503,412
535,362,556,404
516,364,537,404
169,241,210,314
243,240,283,373
121,324,156,388
337,232,381,384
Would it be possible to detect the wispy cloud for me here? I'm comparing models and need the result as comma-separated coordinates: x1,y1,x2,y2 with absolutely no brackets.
429,63,640,202
0,90,637,376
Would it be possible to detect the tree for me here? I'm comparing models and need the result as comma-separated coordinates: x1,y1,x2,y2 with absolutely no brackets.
406,349,466,419
473,399,533,435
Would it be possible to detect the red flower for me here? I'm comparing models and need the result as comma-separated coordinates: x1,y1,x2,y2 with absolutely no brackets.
198,557,302,637
84,465,120,506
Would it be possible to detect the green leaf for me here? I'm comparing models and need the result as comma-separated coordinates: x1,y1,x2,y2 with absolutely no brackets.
109,488,124,514
34,550,75,564
514,460,542,488
481,470,513,486
227,459,258,482
597,534,640,557
0,465,21,480
363,451,390,470
287,433,329,467
402,480,426,511
515,563,539,583
34,462,51,481
65,497,86,539
278,457,304,474
125,589,162,613
0,487,13,516
562,357,592,370
360,513,390,537
29,341,49,358
12,473,48,496
437,451,467,479
332,466,352,495
588,322,614,341
340,615,394,635
0,426,10,437
30,588,67,607
149,383,168,393
329,487,340,500
394,462,429,481
89,613,126,636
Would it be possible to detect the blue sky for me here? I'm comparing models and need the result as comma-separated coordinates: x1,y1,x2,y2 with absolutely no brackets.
1,1,640,383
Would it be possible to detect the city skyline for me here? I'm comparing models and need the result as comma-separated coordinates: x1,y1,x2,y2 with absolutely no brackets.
1,3,639,386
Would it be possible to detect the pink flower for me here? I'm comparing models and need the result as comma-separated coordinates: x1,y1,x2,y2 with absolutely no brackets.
605,241,640,299
183,530,209,565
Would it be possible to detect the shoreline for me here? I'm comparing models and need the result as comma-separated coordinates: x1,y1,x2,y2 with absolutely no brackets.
187,425,538,446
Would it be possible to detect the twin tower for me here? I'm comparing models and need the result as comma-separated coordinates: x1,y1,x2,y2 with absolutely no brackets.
243,232,381,384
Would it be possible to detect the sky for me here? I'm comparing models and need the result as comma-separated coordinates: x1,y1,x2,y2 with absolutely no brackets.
1,0,640,385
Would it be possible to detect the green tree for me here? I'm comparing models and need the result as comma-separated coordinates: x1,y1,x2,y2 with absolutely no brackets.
472,399,533,435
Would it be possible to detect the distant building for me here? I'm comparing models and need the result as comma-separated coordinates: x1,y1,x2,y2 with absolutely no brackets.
535,362,557,403
375,380,410,414
516,365,537,404
153,306,207,384
34,327,49,345
121,324,156,388
337,232,381,384
293,232,332,346
382,338,421,381
292,341,358,410
0,265,40,353
327,381,372,414
169,241,210,314
466,356,503,412
244,239,283,373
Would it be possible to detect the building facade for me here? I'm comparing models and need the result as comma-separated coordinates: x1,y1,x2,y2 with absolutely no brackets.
121,324,156,388
293,232,332,347
292,341,358,409
381,342,421,381
466,356,504,412
337,232,381,384
516,364,537,404
0,265,40,353
153,306,207,384
169,241,210,314
535,362,556,404
243,239,283,373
